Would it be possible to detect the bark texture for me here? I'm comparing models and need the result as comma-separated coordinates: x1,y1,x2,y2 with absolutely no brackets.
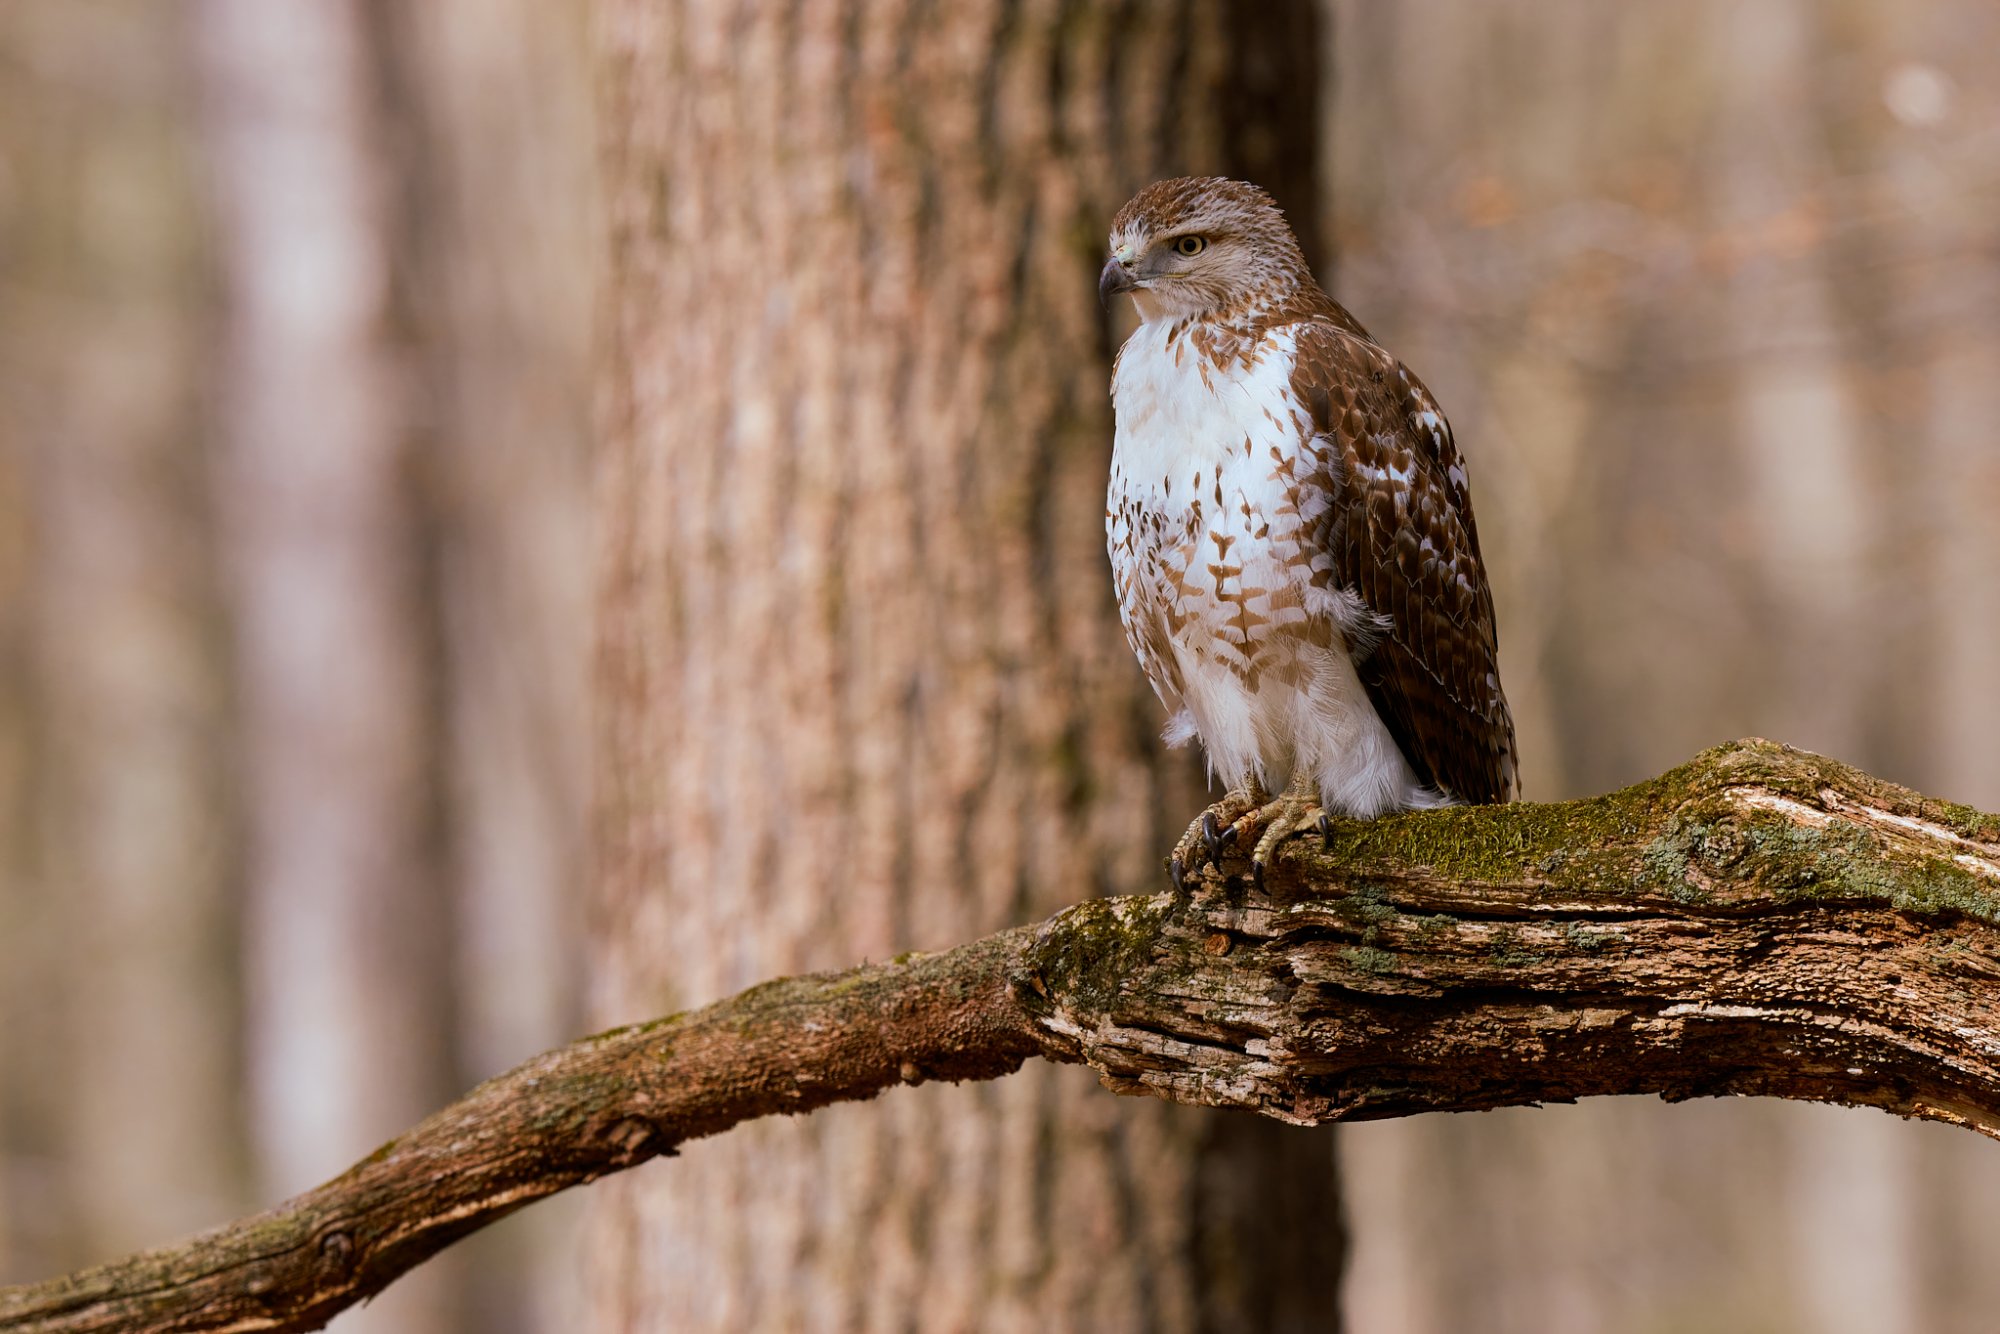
592,3,1335,1331
10,741,2000,1333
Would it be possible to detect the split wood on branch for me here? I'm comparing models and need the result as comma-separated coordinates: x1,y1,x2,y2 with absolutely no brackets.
11,738,2000,1333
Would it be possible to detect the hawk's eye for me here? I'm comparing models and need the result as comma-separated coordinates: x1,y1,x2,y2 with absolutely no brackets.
1172,235,1207,257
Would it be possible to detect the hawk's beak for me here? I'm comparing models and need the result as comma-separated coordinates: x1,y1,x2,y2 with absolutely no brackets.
1099,256,1136,310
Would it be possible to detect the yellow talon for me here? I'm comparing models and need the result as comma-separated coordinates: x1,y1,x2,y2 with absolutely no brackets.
1244,776,1325,890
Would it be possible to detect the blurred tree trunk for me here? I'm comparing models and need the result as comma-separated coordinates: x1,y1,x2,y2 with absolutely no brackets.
1717,12,1916,1331
590,2,1340,1329
195,1,597,1327
0,2,248,1282
194,2,462,1330
362,4,598,1329
1,0,592,1322
1862,4,2000,1330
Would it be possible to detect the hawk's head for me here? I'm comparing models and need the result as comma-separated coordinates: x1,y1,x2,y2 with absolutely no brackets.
1100,176,1311,324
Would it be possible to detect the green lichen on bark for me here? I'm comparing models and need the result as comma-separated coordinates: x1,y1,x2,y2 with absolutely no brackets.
1337,945,1400,975
1486,925,1548,968
1732,813,2000,924
1270,739,2000,930
1291,741,1761,894
1638,819,1714,903
1019,894,1179,1014
1562,921,1614,952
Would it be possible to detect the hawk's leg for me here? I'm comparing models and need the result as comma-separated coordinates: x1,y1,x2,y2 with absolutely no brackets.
1169,772,1266,895
1243,773,1327,892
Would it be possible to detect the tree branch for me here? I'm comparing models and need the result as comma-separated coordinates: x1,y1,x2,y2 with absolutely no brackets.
9,739,2000,1333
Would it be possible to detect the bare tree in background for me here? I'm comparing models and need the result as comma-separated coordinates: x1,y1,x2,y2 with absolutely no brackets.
0,2,592,1330
195,2,596,1332
366,4,600,1328
196,3,462,1329
589,2,1344,1329
0,1,247,1283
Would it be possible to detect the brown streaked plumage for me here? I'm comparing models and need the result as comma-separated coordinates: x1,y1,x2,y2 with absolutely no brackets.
1102,176,1516,886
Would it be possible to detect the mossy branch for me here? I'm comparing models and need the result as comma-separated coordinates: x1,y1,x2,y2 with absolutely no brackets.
10,739,2000,1333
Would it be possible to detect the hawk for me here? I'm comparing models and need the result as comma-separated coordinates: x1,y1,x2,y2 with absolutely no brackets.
1101,176,1517,889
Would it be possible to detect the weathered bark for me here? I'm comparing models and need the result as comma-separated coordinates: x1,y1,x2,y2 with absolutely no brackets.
9,740,2000,1333
592,3,1336,1331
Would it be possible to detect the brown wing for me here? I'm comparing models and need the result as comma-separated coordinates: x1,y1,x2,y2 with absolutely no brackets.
1290,321,1518,803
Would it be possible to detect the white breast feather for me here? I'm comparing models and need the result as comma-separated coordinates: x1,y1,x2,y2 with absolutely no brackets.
1106,321,1440,818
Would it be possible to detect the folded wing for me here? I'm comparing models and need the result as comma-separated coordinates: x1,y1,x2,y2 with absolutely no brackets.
1289,322,1518,804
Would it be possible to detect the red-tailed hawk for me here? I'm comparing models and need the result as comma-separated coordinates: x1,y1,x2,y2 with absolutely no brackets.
1101,176,1517,890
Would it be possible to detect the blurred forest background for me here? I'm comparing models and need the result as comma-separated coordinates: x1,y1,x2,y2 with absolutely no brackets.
4,1,1999,1332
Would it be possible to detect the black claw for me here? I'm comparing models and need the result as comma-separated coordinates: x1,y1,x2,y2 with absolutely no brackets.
1202,811,1227,860
1169,858,1187,897
1252,859,1267,893
1318,813,1334,849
